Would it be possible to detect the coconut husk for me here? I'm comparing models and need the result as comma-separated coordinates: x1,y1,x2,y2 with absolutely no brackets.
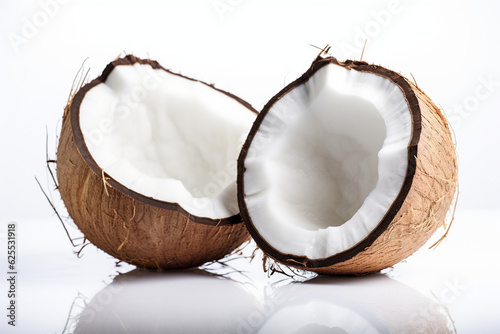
57,55,252,270
238,57,458,275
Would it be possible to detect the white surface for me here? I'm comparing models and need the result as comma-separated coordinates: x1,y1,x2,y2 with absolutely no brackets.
0,211,499,333
1,0,499,333
243,63,412,258
81,62,255,219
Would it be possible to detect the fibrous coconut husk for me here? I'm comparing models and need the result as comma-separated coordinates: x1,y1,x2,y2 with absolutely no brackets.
238,57,458,275
57,55,252,270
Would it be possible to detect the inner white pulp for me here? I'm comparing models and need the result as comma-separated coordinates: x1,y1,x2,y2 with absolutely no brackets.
80,63,256,219
244,64,412,259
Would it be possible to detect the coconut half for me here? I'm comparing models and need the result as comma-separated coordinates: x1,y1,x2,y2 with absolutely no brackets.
57,55,257,269
237,56,457,275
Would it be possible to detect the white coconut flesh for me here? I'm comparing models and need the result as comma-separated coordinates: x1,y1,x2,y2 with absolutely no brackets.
79,63,256,219
243,64,412,259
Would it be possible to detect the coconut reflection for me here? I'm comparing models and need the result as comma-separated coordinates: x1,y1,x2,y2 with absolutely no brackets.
70,269,258,334
67,270,455,334
256,274,455,334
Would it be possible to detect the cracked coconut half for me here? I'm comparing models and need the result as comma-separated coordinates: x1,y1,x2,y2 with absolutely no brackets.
57,55,257,270
237,56,458,275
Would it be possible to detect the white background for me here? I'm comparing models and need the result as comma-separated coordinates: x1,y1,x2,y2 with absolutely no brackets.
1,0,499,333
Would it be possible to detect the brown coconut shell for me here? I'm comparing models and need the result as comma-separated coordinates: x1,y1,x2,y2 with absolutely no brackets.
57,55,255,270
237,56,458,275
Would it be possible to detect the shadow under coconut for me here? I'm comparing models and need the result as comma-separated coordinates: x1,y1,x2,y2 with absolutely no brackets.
255,274,455,334
71,268,258,334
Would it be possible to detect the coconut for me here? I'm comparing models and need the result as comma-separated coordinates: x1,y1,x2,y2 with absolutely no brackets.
237,56,458,275
57,55,257,270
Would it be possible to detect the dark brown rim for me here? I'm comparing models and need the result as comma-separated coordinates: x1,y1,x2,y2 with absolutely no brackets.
237,56,421,268
71,55,258,226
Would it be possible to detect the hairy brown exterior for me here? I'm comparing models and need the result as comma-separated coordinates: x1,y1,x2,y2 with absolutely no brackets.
57,55,251,270
237,56,458,275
